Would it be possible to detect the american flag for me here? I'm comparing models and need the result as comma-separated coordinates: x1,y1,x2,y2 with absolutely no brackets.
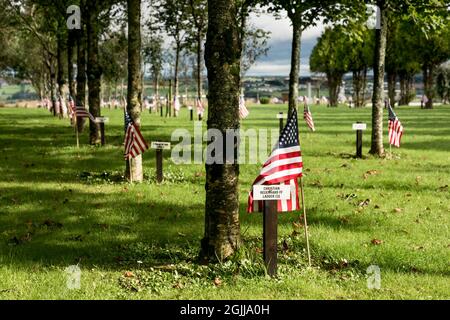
239,95,249,119
68,96,95,122
124,109,149,160
196,98,205,116
247,109,303,213
388,103,403,148
303,105,315,132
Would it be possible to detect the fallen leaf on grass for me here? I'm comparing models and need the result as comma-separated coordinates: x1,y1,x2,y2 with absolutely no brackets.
124,271,135,278
363,170,379,179
393,208,402,213
371,239,383,245
255,247,263,254
173,282,184,289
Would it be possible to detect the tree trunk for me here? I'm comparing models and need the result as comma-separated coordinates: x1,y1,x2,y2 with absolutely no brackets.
126,0,144,182
57,31,66,118
197,32,203,101
328,73,341,107
352,69,365,107
202,0,241,261
173,43,181,117
288,19,302,117
387,71,396,107
423,64,434,109
67,30,76,98
86,4,102,144
76,20,87,132
369,0,387,157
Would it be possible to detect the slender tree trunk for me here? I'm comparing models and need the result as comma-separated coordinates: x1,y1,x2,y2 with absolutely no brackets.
328,73,341,107
126,0,143,182
423,64,434,109
197,32,203,101
57,31,66,118
387,71,396,107
173,43,181,117
202,0,241,261
369,0,387,157
353,70,365,107
76,20,87,132
399,72,406,105
67,30,76,98
86,4,102,144
288,18,302,117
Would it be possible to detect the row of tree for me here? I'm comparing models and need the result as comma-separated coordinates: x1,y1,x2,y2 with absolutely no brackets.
310,14,450,109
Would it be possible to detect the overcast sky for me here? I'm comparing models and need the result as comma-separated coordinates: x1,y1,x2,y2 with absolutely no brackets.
247,11,325,77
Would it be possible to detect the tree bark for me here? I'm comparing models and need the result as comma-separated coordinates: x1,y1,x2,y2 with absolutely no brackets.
56,31,66,118
76,22,87,132
202,0,241,261
67,30,76,98
197,32,203,101
126,0,144,182
369,0,387,157
387,71,396,107
86,3,102,144
328,73,341,107
423,64,434,109
173,43,181,117
288,18,302,117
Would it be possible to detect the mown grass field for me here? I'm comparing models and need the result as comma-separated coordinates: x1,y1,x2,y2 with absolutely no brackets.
0,104,449,300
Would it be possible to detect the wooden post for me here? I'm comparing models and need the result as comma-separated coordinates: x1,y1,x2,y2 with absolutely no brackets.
74,116,79,149
263,200,278,277
356,121,363,158
156,149,163,183
100,122,105,146
160,99,163,117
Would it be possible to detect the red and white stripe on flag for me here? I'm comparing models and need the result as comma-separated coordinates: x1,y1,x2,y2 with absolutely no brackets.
247,145,303,213
303,107,315,132
239,96,249,119
388,119,403,147
124,123,149,160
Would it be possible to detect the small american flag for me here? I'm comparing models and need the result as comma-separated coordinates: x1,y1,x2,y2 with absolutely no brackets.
303,105,315,132
196,98,205,116
69,96,95,122
247,109,303,213
239,95,249,119
388,103,403,148
124,109,149,160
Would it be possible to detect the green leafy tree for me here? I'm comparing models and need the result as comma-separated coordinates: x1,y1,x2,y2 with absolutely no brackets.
310,26,350,107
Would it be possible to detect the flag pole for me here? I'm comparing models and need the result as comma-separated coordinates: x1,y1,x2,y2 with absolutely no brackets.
300,177,312,267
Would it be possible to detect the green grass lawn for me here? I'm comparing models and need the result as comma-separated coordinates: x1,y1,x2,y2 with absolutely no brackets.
0,104,449,300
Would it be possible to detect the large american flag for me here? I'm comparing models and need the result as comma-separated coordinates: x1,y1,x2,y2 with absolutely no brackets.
388,103,403,147
303,105,315,131
247,109,303,213
239,95,249,119
124,109,149,160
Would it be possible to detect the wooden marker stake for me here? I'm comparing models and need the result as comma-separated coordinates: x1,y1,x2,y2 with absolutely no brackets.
356,125,363,158
263,200,278,277
156,149,163,183
190,108,193,121
100,122,106,146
